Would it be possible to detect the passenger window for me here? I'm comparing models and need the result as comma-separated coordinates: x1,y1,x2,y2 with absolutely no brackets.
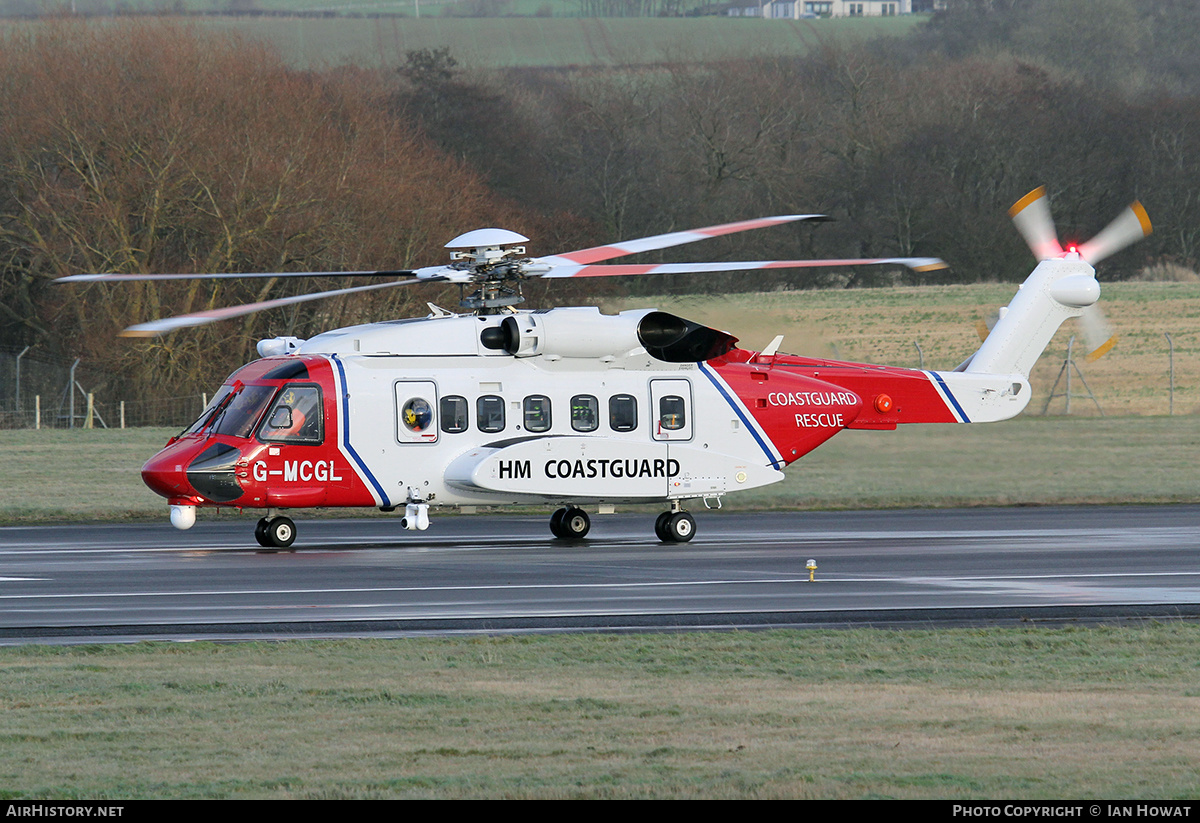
523,395,551,433
259,385,322,444
440,396,469,433
477,395,506,433
609,394,637,432
400,398,434,433
659,395,686,431
571,395,598,433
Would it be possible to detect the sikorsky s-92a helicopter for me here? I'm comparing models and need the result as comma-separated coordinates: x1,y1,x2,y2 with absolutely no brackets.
59,187,1150,548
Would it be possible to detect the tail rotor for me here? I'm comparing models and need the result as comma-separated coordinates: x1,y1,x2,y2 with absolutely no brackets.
968,186,1151,377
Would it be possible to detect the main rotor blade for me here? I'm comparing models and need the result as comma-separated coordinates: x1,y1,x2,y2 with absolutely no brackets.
1077,201,1152,266
57,269,414,283
537,257,947,278
120,278,424,337
536,214,825,267
1009,186,1064,261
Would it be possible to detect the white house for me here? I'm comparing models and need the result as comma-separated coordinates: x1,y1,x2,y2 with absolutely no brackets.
762,0,911,17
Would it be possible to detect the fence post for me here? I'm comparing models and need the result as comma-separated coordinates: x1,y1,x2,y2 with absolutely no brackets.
86,393,94,429
14,346,29,414
35,395,40,430
1165,333,1174,416
120,400,126,430
68,358,79,428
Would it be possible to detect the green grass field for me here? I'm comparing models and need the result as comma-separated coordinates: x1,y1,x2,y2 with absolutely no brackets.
2,628,1200,799
0,15,919,68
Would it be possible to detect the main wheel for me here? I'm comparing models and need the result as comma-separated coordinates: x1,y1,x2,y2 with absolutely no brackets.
559,507,590,540
549,507,568,539
654,511,672,542
665,512,695,543
254,518,272,547
265,516,297,549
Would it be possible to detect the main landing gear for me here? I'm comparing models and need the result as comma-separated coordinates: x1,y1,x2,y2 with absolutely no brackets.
549,506,591,539
654,509,695,543
547,505,697,543
255,514,296,550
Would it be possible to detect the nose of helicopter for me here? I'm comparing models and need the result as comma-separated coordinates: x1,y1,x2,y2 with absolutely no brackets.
141,441,201,500
143,438,249,504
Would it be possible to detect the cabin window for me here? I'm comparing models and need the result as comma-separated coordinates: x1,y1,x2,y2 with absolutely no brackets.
659,395,686,431
400,397,434,433
571,395,598,432
523,395,552,433
258,385,323,444
477,395,506,433
440,396,469,433
609,394,638,432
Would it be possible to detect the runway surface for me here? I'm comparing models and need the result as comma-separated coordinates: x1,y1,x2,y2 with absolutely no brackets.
1,506,1198,642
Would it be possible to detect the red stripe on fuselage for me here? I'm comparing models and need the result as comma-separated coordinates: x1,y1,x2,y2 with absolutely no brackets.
709,350,958,463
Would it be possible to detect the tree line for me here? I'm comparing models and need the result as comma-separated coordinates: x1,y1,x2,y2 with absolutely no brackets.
2,3,1200,404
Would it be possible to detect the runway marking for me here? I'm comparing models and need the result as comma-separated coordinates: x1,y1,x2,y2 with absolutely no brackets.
3,571,1200,602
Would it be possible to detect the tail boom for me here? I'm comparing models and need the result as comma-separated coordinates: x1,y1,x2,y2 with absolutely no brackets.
965,256,1098,379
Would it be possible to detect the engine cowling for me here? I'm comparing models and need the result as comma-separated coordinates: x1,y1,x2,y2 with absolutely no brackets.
492,308,738,362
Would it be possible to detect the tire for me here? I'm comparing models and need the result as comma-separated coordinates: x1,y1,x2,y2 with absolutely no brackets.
549,507,568,539
666,512,695,543
561,507,590,539
654,511,672,542
266,516,297,549
254,518,272,548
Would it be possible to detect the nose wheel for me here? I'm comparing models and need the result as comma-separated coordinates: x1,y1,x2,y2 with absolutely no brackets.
255,515,297,550
550,506,590,540
654,510,695,543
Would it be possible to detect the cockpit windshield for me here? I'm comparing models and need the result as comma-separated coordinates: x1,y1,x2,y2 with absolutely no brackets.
212,385,277,438
181,384,277,439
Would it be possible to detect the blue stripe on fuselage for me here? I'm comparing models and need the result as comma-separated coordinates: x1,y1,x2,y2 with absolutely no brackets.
698,362,783,470
329,354,390,506
928,371,971,423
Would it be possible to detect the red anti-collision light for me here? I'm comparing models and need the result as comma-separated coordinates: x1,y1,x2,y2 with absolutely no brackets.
874,394,894,414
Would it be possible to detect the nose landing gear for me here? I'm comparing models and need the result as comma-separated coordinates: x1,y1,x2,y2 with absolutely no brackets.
255,514,297,550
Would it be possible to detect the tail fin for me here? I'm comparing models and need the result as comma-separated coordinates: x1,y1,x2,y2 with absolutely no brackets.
965,256,1099,378
965,188,1150,379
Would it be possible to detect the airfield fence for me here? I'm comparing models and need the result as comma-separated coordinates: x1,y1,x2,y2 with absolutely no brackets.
0,347,205,430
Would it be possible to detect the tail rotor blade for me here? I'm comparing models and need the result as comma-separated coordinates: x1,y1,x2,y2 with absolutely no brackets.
1080,304,1118,362
1009,186,1064,261
1077,201,1153,266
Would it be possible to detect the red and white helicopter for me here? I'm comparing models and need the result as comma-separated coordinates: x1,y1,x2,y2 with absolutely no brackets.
60,187,1150,548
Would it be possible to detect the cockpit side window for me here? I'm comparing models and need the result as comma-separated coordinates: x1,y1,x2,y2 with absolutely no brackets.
258,385,323,444
183,385,233,436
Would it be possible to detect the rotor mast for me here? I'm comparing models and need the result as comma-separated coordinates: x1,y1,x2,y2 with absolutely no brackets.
445,228,532,313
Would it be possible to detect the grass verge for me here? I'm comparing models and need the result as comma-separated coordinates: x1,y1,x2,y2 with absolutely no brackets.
1,627,1199,799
